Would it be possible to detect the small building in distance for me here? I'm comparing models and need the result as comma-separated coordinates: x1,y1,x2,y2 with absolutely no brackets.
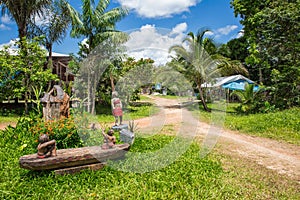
50,52,74,84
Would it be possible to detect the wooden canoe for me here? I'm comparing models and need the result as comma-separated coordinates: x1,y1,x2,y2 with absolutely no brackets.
19,143,130,171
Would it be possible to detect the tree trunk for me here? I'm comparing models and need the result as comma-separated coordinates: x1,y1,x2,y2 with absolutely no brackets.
197,85,211,112
47,45,53,91
91,73,96,115
87,72,91,113
110,72,115,92
24,91,29,114
259,67,263,85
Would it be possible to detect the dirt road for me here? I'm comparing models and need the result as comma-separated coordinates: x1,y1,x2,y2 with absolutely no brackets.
134,96,300,181
1,96,299,181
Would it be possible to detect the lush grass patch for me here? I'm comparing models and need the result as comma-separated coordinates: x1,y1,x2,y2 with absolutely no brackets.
139,95,154,101
95,101,159,124
0,100,299,199
0,115,19,123
224,107,300,145
192,103,300,145
1,127,299,199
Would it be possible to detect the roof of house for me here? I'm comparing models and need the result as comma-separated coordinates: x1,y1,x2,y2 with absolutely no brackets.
202,74,255,88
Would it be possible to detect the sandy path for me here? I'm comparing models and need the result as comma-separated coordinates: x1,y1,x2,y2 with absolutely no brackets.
134,96,300,181
0,122,16,130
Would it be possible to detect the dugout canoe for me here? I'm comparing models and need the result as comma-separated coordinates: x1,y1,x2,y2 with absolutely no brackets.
19,143,130,171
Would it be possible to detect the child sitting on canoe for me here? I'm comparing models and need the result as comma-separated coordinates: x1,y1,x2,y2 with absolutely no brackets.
37,134,57,158
101,129,116,149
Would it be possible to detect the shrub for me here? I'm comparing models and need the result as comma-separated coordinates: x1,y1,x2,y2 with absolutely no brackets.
2,113,84,151
29,116,83,149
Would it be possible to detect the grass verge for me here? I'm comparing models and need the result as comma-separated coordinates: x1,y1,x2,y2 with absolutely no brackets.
190,103,300,145
0,128,299,199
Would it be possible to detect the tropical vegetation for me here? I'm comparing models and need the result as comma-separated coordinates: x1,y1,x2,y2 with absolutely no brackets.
67,0,128,57
0,0,51,43
230,0,300,109
169,29,248,112
0,37,57,113
0,0,299,199
1,124,299,199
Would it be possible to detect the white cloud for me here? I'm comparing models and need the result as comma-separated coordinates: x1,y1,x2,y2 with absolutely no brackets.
0,39,19,55
0,14,13,31
170,22,187,35
32,9,52,26
116,0,200,18
207,25,239,39
0,24,11,31
205,31,214,36
125,23,187,65
216,25,238,35
1,15,13,24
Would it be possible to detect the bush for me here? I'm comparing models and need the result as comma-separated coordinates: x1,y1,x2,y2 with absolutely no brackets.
2,113,83,151
232,85,279,114
29,116,83,149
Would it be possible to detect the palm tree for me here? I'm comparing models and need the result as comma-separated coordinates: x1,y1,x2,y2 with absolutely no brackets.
231,83,256,113
0,0,51,42
169,29,248,112
28,0,72,62
67,0,128,56
169,29,218,112
67,0,128,114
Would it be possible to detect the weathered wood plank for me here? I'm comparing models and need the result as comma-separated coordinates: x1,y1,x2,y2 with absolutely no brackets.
54,162,106,176
19,143,130,171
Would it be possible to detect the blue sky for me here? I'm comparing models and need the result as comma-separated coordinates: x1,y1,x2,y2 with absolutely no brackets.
0,0,242,64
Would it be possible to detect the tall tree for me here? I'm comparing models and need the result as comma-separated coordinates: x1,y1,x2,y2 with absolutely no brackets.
0,0,51,43
28,0,73,62
169,29,248,112
231,0,300,108
68,0,128,57
169,29,218,112
0,37,57,113
69,0,128,114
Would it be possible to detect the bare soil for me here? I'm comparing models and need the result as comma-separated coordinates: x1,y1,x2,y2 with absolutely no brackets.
135,96,300,182
0,122,16,130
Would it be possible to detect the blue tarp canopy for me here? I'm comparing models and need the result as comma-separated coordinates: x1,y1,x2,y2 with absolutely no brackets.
201,75,259,91
222,80,259,91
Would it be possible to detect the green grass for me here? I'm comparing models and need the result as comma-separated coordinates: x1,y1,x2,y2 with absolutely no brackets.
0,127,299,199
0,100,299,199
139,95,154,101
225,107,300,144
192,103,300,145
95,101,159,123
0,115,19,123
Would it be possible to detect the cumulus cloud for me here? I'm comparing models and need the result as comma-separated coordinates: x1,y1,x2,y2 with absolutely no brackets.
0,24,11,30
170,22,187,35
0,39,19,55
216,25,238,35
0,39,16,48
116,0,201,18
125,23,187,65
1,15,13,24
207,25,239,39
0,14,13,30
